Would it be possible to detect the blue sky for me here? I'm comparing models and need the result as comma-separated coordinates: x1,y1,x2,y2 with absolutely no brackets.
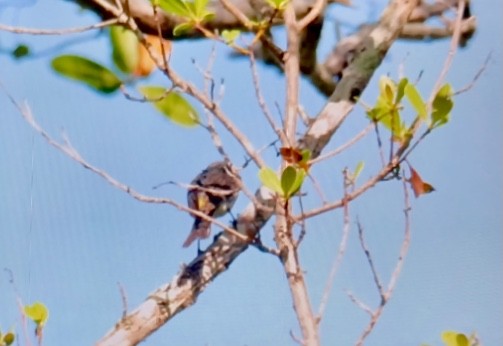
0,1,501,345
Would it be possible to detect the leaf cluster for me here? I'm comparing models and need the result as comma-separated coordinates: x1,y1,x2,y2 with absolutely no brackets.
155,0,214,36
50,27,199,127
367,76,453,142
258,148,311,200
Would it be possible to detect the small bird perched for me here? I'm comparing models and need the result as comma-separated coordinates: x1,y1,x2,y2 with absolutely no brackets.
183,161,241,248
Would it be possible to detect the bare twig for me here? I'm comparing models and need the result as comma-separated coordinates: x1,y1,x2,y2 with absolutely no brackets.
250,53,287,144
427,0,466,109
296,0,326,31
1,87,248,244
310,123,374,165
357,220,384,299
306,172,329,205
317,170,352,322
0,18,119,35
117,282,129,319
454,52,492,96
218,0,254,30
345,290,373,316
127,17,267,169
354,175,412,346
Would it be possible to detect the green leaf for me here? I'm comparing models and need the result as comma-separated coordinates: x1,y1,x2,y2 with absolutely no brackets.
157,0,191,17
110,26,139,74
405,83,427,120
381,109,405,139
221,29,241,44
194,0,211,18
173,22,194,36
281,166,306,199
395,78,408,103
258,167,283,195
353,161,365,181
431,83,453,129
12,44,30,59
24,302,49,327
441,331,469,346
367,96,392,122
300,149,311,163
139,86,199,127
2,332,15,346
379,76,395,104
266,0,289,10
51,55,121,94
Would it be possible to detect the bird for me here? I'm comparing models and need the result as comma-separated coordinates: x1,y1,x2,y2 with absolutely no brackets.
183,161,241,248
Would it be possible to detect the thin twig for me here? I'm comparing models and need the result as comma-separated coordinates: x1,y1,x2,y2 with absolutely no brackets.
125,14,267,169
295,195,307,247
317,170,352,321
386,176,411,298
354,175,412,346
427,0,466,109
374,122,387,168
199,46,231,160
4,268,33,346
453,52,492,96
310,123,374,165
0,18,119,35
306,172,329,205
117,282,129,319
1,86,248,244
296,0,327,31
357,220,384,298
218,0,254,30
250,52,287,144
345,290,373,316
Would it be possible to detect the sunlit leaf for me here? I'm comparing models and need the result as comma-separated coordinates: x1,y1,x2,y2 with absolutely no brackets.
408,165,435,198
157,0,191,17
441,331,470,346
281,166,305,199
377,109,406,140
299,149,312,171
395,78,408,103
405,83,427,120
110,26,139,74
266,0,289,10
139,86,199,127
221,29,241,44
194,0,213,19
300,149,311,163
24,302,49,326
379,76,396,104
353,161,365,181
258,167,283,195
51,55,121,94
173,22,194,36
367,96,392,122
431,83,453,129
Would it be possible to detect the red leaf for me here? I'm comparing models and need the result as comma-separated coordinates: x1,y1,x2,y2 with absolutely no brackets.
280,147,303,164
408,165,435,198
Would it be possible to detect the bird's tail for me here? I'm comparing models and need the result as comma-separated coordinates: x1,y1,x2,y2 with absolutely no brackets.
182,218,211,248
